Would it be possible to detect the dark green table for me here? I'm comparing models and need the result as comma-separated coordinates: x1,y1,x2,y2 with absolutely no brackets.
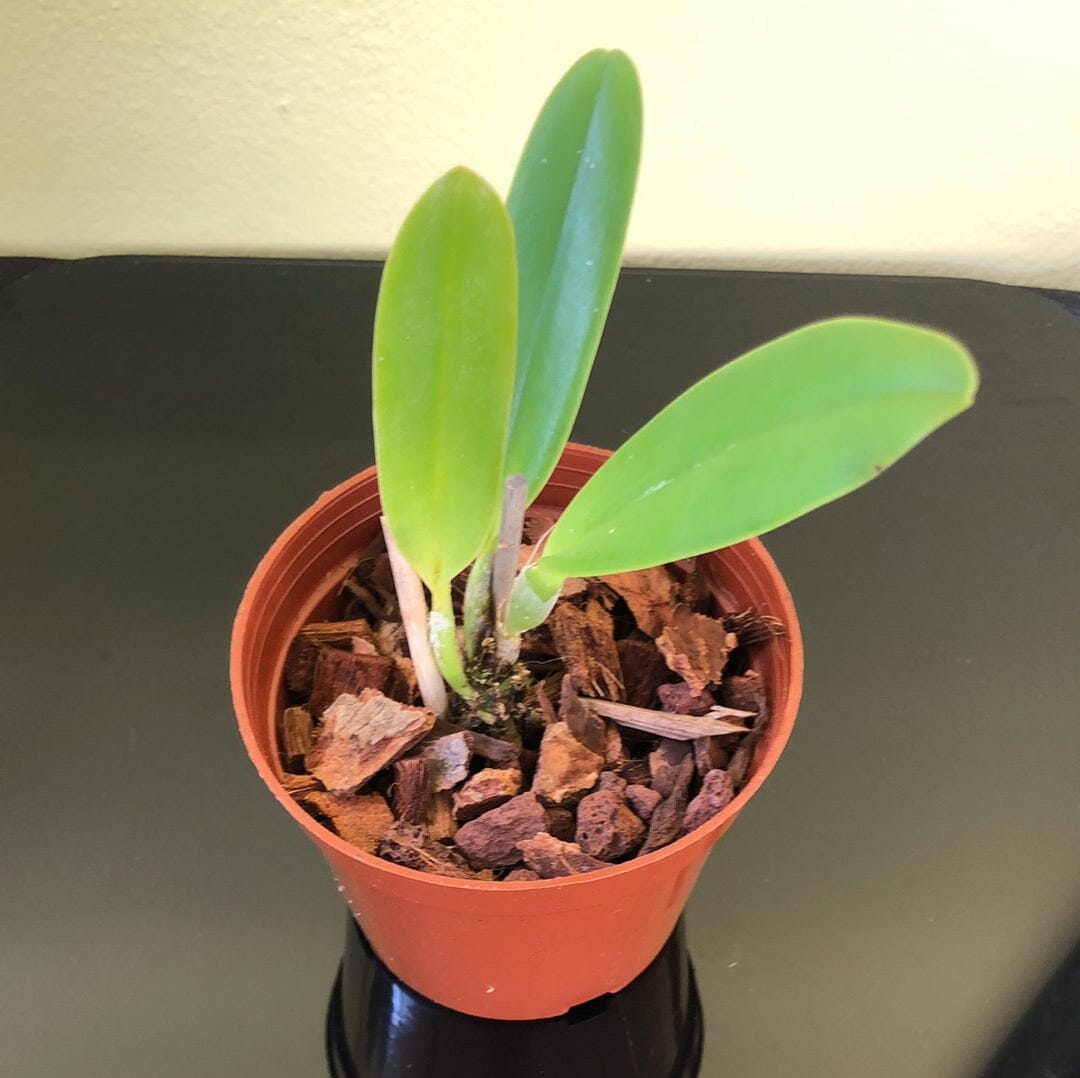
2,257,1077,1076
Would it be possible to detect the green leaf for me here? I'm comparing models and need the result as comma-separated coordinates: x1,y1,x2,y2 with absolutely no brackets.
505,317,977,631
504,49,642,501
373,166,518,594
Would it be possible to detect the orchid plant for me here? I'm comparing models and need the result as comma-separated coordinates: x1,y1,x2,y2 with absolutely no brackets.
371,49,978,719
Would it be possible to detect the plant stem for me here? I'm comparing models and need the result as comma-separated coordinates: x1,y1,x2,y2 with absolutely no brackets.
462,548,494,658
428,580,475,699
380,516,448,716
492,474,528,664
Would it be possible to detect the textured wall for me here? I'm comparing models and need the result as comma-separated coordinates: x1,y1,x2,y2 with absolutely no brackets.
2,0,1077,286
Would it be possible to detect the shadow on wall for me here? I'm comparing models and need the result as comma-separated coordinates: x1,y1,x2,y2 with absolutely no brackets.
979,933,1080,1078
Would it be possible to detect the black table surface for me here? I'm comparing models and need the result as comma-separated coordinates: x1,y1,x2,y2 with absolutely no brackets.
2,256,1077,1077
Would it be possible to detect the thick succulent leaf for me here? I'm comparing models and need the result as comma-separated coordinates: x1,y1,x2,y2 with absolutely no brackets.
504,49,642,501
373,167,517,591
506,318,977,628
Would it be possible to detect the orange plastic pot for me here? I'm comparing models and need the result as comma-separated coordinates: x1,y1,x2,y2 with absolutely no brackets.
231,444,803,1020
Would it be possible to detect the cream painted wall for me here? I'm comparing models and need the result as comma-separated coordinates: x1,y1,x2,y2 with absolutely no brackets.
2,1,1078,286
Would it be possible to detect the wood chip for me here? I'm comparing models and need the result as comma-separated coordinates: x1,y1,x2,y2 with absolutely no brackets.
390,757,431,825
455,792,549,869
390,656,419,704
532,721,604,807
519,625,558,661
583,698,751,740
299,619,378,648
548,598,625,701
283,640,320,696
657,681,716,716
452,768,523,823
280,772,323,795
426,791,457,841
559,675,607,756
683,769,735,833
723,609,785,646
426,714,465,739
420,731,473,791
376,821,475,879
284,620,378,696
305,689,436,794
656,605,738,693
419,728,519,791
297,791,393,854
307,648,396,716
281,707,314,772
617,637,669,709
561,577,590,599
626,783,661,822
575,789,646,860
670,558,708,610
468,730,520,769
600,566,679,637
518,834,609,878
665,557,699,609
535,680,560,726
